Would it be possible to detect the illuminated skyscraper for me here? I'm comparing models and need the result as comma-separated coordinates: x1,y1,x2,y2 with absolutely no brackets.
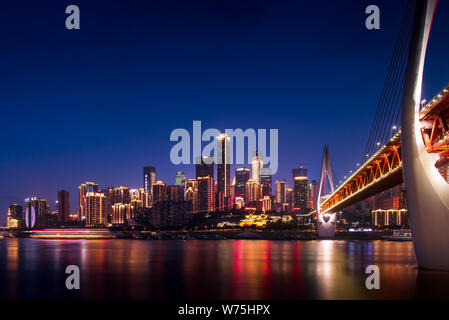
292,167,309,212
235,168,250,198
112,203,134,225
143,166,156,195
196,156,214,179
197,176,215,212
275,180,287,204
152,181,167,204
130,188,150,208
216,134,231,197
175,171,185,186
251,152,263,184
24,197,50,228
184,179,198,213
260,167,272,197
261,196,272,212
111,186,131,204
310,180,319,210
167,185,184,201
57,190,70,225
83,192,107,226
78,181,99,221
245,178,261,209
7,204,23,228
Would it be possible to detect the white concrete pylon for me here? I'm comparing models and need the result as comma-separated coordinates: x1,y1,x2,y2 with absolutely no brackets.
317,144,337,237
401,0,449,270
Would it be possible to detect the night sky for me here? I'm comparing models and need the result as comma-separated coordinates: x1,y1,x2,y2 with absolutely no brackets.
1,0,449,222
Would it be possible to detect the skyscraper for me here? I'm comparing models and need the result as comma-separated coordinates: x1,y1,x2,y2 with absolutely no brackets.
197,176,215,212
184,179,198,213
235,168,250,198
292,167,309,212
78,181,99,221
245,178,261,209
275,180,287,204
57,190,70,225
167,185,184,201
134,188,150,208
175,171,186,186
310,180,319,210
260,167,272,197
251,152,263,184
7,204,23,228
24,197,50,228
152,181,167,204
112,203,134,225
143,166,156,195
216,134,231,197
195,156,214,179
111,186,131,204
83,192,107,226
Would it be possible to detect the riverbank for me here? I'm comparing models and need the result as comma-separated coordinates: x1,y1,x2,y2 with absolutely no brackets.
3,229,399,241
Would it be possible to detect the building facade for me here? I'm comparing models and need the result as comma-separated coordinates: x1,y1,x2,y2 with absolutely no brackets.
143,166,156,196
83,192,107,226
57,190,70,225
196,155,214,179
78,181,99,221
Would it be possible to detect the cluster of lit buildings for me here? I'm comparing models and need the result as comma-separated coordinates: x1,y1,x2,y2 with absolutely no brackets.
6,133,321,229
5,131,410,230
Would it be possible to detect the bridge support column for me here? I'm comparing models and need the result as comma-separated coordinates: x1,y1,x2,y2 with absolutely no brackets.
316,213,337,238
401,0,449,270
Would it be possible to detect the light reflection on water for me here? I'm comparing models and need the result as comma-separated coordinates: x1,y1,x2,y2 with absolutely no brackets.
0,238,448,300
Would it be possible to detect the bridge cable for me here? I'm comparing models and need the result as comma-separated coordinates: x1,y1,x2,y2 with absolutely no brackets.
366,0,413,157
361,0,416,164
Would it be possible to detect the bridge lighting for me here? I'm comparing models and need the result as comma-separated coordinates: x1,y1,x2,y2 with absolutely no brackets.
377,142,381,146
349,170,352,173
357,163,360,166
392,125,397,130
421,99,427,109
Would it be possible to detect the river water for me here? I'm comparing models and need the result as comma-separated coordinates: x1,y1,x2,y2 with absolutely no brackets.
0,238,448,299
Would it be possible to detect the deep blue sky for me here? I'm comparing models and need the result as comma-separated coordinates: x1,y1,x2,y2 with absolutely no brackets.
1,0,449,222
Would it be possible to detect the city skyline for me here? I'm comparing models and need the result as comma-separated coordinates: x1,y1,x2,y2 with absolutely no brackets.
3,155,315,222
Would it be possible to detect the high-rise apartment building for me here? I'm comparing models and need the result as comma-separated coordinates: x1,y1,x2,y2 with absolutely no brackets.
260,167,272,198
245,178,261,208
235,168,250,198
129,188,150,208
167,185,184,202
184,179,198,213
195,155,214,179
57,190,70,225
275,180,287,204
292,167,309,212
152,181,167,204
78,181,99,221
24,197,51,228
83,192,107,226
143,167,156,195
216,134,231,197
112,203,134,225
7,204,23,228
251,152,263,184
310,180,319,210
197,176,215,213
111,186,131,204
175,171,185,186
